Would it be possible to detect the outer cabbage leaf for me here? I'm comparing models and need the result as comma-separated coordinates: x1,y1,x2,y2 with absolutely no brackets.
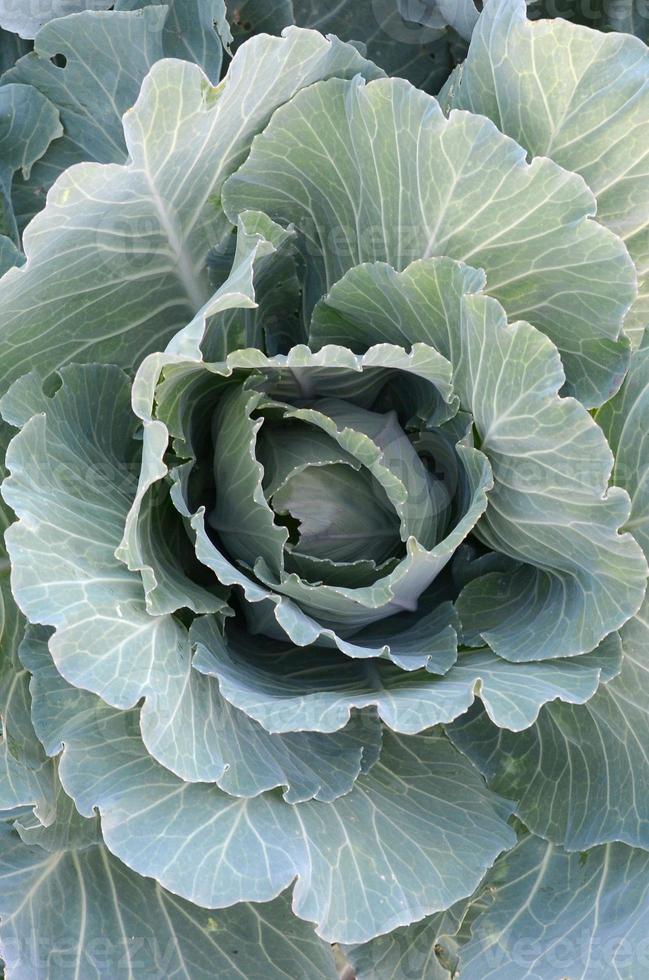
196,613,623,736
0,726,52,820
448,337,649,851
0,438,54,824
351,831,649,979
0,34,383,392
1,2,234,233
2,0,234,228
454,295,646,660
1,7,168,231
347,898,468,979
402,0,649,42
447,0,649,345
0,1,112,38
0,83,61,243
0,651,54,822
25,636,516,944
454,833,649,979
449,597,649,852
1,365,178,711
0,25,29,74
116,0,232,81
0,235,23,276
0,819,339,979
598,344,649,558
0,79,60,275
224,73,635,406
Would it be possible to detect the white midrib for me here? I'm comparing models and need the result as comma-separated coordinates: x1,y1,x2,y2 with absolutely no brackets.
145,172,209,314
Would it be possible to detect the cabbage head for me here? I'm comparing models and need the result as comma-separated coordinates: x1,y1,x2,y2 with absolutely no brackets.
0,1,649,977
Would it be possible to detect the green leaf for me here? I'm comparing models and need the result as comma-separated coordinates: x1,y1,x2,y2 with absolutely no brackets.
0,366,199,730
399,0,479,39
445,635,622,731
604,0,649,39
29,653,516,944
455,294,647,661
228,0,455,93
193,616,618,735
201,209,303,359
1,365,164,710
449,321,649,849
0,33,383,392
193,616,465,734
2,7,168,231
116,0,232,81
223,73,635,406
116,465,229,618
0,1,112,38
310,256,486,363
0,26,29,74
293,0,454,93
0,83,61,243
226,0,293,47
347,898,468,979
448,0,649,347
0,736,52,821
0,235,23,276
0,462,31,766
0,593,42,772
449,597,649,852
597,345,649,560
0,500,54,823
453,833,649,979
527,0,649,44
0,820,339,979
32,618,381,805
209,384,290,577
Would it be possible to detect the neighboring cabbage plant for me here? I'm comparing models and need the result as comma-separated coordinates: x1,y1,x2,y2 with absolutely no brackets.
400,0,649,41
226,0,465,93
0,1,648,977
0,0,235,278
